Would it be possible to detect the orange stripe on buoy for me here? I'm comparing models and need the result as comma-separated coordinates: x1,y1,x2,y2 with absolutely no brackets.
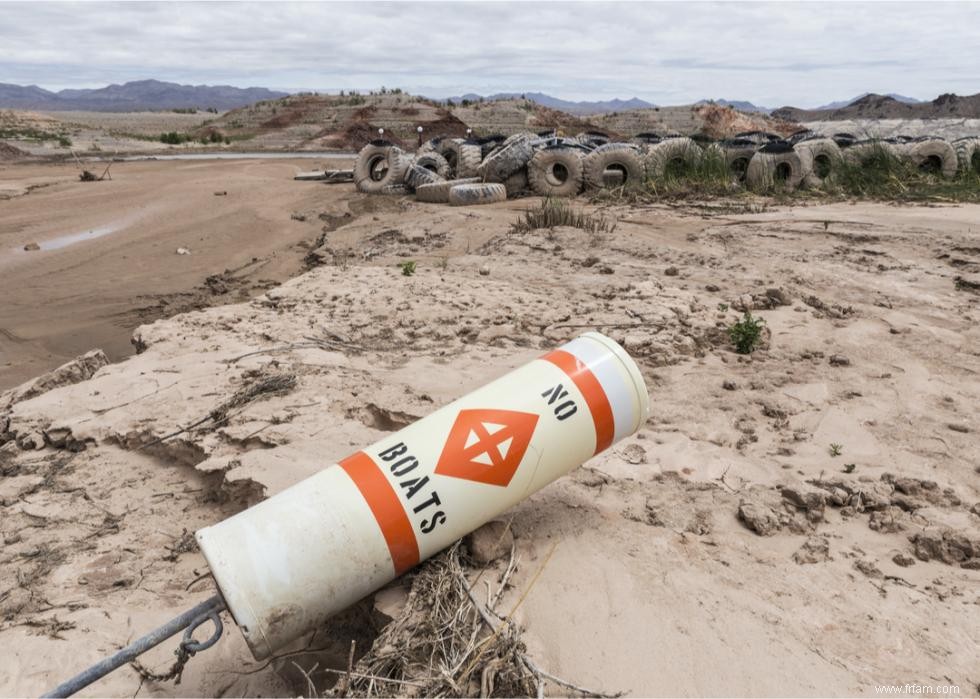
542,349,615,454
339,451,419,575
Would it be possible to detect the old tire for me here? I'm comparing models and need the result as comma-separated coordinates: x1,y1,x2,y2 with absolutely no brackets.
448,183,507,206
404,161,444,191
354,144,409,194
527,148,584,197
438,139,483,178
954,137,980,175
479,133,535,182
415,177,481,204
715,139,758,183
411,151,451,179
503,169,529,197
843,140,899,166
644,137,702,179
379,183,410,196
583,144,645,189
899,138,958,178
795,138,843,189
745,147,804,192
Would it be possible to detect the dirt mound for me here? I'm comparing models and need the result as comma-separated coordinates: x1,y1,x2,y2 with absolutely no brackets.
595,103,798,139
0,140,28,160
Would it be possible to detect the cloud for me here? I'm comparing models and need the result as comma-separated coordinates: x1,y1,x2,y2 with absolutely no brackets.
0,1,978,107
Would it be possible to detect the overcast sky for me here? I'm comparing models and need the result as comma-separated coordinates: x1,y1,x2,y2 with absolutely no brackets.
1,1,978,108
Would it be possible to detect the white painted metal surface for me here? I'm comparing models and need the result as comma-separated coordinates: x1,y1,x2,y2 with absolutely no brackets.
196,332,650,659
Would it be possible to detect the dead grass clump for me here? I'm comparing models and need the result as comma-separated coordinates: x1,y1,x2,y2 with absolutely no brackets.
510,198,617,238
331,543,620,698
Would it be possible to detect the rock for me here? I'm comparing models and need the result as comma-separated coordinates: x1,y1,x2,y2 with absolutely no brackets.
971,502,980,517
23,242,40,252
765,288,792,306
853,559,883,578
793,536,831,564
581,256,599,268
910,527,978,565
947,423,970,433
664,266,679,276
1,349,110,411
851,481,894,512
43,427,72,449
598,265,614,275
176,247,191,255
621,443,646,465
868,507,907,533
722,380,737,391
478,264,490,276
829,354,850,367
732,294,755,312
15,431,44,450
780,485,826,523
705,283,720,292
464,520,514,565
738,500,782,536
892,553,916,567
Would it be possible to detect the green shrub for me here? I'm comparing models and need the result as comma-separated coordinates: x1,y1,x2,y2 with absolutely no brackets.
398,260,417,276
729,311,765,354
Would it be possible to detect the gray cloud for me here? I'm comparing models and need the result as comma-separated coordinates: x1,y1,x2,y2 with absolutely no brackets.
1,1,978,107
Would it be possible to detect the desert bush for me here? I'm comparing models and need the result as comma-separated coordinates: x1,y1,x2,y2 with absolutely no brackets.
729,311,765,354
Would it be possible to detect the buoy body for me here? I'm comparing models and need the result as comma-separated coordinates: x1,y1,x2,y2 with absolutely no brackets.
196,333,649,659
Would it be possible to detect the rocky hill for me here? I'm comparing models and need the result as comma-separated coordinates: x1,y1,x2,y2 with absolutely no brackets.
594,103,799,139
773,92,980,122
195,92,470,150
0,79,287,112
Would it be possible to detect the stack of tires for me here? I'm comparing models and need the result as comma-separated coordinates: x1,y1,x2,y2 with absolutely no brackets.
352,128,979,203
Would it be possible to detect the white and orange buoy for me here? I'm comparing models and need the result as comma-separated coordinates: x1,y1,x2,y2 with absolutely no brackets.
196,332,649,659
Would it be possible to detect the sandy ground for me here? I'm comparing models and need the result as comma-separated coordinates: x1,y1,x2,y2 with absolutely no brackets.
0,157,354,391
1,171,979,697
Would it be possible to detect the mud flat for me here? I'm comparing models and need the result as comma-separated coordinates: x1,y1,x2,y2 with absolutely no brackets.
1,188,979,696
0,156,354,390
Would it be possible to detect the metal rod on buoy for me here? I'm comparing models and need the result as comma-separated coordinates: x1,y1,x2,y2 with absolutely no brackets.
43,595,226,698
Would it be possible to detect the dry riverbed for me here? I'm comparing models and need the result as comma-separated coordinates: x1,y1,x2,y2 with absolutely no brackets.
0,159,978,697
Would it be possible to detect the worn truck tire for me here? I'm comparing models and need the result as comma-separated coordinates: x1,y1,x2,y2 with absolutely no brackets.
448,182,507,206
354,144,410,194
415,177,481,204
794,138,843,189
899,138,958,178
379,183,411,195
438,139,483,178
503,169,529,197
404,161,445,191
479,133,535,182
843,140,899,166
714,139,758,182
954,137,980,174
527,148,584,197
583,144,645,189
411,151,451,178
644,137,702,179
745,145,804,192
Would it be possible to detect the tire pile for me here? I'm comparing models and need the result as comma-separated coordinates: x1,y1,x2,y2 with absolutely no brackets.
353,130,980,204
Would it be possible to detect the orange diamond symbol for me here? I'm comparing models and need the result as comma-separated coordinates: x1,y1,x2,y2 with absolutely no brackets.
435,409,539,487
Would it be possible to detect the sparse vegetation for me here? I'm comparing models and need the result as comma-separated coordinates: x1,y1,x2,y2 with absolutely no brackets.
398,260,417,276
159,131,190,145
829,443,844,457
510,198,617,238
728,311,765,354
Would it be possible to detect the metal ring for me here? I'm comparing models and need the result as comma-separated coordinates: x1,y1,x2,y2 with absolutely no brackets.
181,610,223,653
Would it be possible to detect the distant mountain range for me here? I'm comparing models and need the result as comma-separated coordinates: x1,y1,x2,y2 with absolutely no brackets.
0,79,288,111
814,93,922,110
772,92,980,121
